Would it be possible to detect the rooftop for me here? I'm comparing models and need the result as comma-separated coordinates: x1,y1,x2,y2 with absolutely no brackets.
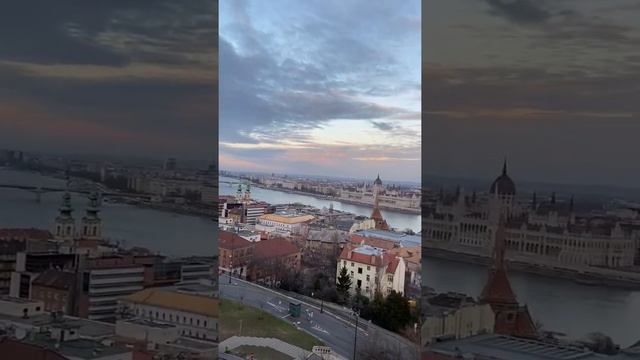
32,269,76,291
355,229,421,247
123,288,218,318
352,245,384,256
219,230,253,250
0,296,42,304
258,213,315,224
426,334,640,360
0,313,115,339
253,237,300,259
26,332,131,359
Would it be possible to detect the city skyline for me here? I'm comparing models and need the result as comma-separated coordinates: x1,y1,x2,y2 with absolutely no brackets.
219,0,421,182
0,1,217,162
424,0,640,187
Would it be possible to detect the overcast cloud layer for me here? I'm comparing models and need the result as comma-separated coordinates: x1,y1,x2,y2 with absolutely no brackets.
0,0,217,163
219,0,421,182
424,0,640,188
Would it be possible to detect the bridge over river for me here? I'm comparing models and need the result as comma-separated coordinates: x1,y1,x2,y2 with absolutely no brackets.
0,183,152,202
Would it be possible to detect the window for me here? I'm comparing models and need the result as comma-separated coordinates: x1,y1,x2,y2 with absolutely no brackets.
357,267,362,274
350,271,354,277
367,266,370,271
387,274,393,282
366,275,370,281
351,262,354,267
357,280,362,288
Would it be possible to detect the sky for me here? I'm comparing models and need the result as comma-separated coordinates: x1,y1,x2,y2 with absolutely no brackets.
424,0,640,188
219,0,421,182
0,1,217,164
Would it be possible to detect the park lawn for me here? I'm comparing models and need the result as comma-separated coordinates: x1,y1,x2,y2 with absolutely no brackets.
220,299,324,350
232,345,293,360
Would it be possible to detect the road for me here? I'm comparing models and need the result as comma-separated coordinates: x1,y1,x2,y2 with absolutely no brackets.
219,274,418,359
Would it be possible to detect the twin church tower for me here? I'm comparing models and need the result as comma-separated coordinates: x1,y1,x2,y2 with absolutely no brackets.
54,190,103,242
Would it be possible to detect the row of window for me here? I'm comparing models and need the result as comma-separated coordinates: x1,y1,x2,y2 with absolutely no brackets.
135,307,211,328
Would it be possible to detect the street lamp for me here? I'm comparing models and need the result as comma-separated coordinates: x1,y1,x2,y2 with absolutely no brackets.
352,308,360,360
228,253,232,284
312,292,324,314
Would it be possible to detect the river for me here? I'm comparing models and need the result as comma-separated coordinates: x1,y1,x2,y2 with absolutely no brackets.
0,169,215,257
219,176,422,232
424,257,640,347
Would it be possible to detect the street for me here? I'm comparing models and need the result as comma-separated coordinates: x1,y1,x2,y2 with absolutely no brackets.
219,274,418,359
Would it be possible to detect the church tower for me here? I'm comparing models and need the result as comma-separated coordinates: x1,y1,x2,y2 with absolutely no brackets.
244,183,251,203
54,192,75,242
80,192,102,240
370,174,389,230
480,214,537,338
235,183,243,202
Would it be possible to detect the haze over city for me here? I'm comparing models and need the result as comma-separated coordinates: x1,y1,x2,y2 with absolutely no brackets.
0,1,217,162
219,0,421,182
424,0,640,188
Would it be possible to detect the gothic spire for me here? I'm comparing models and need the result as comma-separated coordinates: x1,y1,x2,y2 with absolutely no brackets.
502,157,508,175
569,195,574,212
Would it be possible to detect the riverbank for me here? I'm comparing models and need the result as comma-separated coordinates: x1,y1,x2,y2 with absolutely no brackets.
423,246,640,290
225,176,421,215
107,197,216,219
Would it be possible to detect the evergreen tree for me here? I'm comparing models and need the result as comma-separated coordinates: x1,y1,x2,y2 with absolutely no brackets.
336,266,352,303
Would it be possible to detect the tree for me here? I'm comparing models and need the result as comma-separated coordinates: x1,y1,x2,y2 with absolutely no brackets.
351,287,369,312
336,266,352,303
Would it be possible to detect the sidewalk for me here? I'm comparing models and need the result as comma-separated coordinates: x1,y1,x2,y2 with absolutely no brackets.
220,336,310,359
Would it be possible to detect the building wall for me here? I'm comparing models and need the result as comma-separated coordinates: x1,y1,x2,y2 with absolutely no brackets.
421,303,495,346
425,198,638,270
31,285,72,314
120,303,217,341
83,267,144,321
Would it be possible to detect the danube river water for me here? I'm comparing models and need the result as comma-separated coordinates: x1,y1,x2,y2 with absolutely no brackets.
424,257,640,347
0,169,215,257
219,176,422,232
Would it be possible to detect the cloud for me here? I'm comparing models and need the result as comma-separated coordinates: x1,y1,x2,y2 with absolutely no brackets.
0,1,216,67
484,0,553,24
371,121,395,131
219,0,420,147
0,1,217,161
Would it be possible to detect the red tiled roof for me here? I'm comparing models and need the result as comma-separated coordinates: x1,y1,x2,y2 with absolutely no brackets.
0,228,51,241
253,237,300,260
480,267,518,306
339,245,394,268
33,269,76,291
219,230,253,250
494,306,538,338
386,257,400,274
350,234,396,250
0,337,67,360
